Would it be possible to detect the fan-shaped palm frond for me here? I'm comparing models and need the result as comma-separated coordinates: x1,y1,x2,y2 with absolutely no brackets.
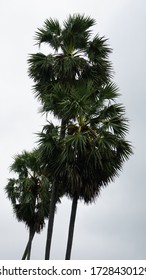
35,18,61,50
62,14,95,52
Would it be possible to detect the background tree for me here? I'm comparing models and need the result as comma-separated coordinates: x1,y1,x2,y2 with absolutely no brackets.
28,14,113,260
5,150,51,260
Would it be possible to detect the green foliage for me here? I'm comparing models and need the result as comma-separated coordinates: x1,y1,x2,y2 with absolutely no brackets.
28,14,112,120
5,150,51,233
28,14,133,205
35,18,61,50
35,82,132,204
5,14,133,259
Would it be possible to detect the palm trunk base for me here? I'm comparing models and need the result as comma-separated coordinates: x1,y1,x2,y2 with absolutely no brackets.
65,195,78,260
22,229,35,260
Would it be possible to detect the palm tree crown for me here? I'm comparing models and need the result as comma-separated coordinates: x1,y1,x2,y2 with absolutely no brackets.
28,14,112,120
38,82,132,203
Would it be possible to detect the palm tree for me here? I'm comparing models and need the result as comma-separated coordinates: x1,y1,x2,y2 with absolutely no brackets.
36,123,65,259
28,14,113,259
42,82,132,259
5,150,51,260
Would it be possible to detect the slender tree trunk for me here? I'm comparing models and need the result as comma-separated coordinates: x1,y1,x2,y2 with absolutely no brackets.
60,118,66,139
22,241,29,260
65,195,78,260
22,228,35,260
45,119,66,260
45,181,58,260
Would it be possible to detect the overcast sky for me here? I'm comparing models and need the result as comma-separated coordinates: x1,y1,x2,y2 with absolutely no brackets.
0,0,146,260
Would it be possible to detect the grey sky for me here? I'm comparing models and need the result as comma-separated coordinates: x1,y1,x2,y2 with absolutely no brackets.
0,0,146,260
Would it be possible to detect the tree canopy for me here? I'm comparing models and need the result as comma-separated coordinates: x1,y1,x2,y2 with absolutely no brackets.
5,14,132,260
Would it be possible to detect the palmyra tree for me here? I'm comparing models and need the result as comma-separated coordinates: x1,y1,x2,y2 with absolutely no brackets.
5,150,51,259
